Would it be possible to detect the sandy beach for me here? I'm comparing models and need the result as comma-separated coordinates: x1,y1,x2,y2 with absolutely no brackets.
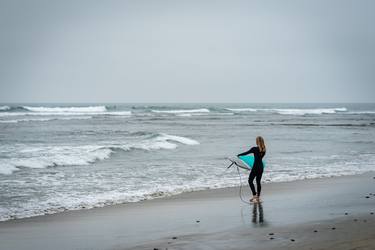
0,173,374,250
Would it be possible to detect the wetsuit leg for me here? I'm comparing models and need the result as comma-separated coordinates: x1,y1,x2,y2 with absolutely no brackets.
248,170,257,196
256,170,263,196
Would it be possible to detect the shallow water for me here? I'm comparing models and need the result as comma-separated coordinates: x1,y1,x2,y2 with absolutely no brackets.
0,103,374,221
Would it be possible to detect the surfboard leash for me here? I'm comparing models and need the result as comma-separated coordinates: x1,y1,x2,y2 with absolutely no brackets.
226,159,251,204
236,166,251,205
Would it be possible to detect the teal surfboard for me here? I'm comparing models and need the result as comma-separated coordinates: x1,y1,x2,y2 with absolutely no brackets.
238,155,266,169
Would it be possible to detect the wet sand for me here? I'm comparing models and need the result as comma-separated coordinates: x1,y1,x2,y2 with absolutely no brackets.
0,173,374,250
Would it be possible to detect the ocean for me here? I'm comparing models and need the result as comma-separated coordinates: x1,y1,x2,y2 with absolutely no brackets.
0,103,374,221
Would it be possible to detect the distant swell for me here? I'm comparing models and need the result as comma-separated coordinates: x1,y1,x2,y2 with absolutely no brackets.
151,108,210,114
0,105,131,117
0,133,199,175
22,106,107,113
226,107,347,115
0,116,92,123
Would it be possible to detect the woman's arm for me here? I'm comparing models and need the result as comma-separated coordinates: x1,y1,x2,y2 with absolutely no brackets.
237,147,255,157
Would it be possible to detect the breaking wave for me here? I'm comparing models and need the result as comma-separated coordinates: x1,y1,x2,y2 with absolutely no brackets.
151,108,210,114
0,105,131,117
22,106,107,113
226,107,347,115
0,106,10,111
0,133,199,175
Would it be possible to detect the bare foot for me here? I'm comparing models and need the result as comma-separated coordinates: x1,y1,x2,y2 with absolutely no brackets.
250,196,258,202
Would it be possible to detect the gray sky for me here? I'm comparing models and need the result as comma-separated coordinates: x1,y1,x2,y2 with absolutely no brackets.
0,0,374,103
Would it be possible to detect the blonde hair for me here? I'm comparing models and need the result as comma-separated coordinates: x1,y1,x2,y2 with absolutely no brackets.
256,136,266,153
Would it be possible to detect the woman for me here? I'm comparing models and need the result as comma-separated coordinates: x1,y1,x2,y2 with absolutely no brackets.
237,136,266,203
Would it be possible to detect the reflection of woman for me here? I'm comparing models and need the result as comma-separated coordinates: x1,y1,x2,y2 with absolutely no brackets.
237,136,266,203
252,203,264,224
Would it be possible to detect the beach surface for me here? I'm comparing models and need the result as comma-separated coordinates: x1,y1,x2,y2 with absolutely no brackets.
0,173,374,250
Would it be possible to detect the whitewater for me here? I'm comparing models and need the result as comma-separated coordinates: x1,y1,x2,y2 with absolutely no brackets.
0,103,374,221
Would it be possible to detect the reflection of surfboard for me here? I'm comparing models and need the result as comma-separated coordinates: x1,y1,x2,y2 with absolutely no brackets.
228,155,265,171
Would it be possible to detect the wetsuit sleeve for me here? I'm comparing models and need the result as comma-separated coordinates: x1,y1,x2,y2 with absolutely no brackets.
237,147,256,157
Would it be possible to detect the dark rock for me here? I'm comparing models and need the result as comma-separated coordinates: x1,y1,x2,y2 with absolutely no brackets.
331,227,336,230
269,237,274,240
366,196,370,198
314,230,318,233
172,237,177,240
345,212,348,215
268,233,274,235
196,220,200,223
290,239,295,242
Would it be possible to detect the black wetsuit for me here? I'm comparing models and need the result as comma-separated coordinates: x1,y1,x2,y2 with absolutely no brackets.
237,147,265,196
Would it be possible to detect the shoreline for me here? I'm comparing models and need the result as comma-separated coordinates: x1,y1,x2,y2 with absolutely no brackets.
2,171,374,223
0,173,374,249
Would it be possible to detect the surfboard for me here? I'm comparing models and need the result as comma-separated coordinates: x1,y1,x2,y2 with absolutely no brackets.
228,155,266,171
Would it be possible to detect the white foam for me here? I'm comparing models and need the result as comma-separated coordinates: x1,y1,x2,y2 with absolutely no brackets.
225,108,257,112
158,133,200,145
0,106,10,111
272,108,347,115
226,107,347,115
0,146,114,174
151,108,210,114
0,116,92,123
22,106,107,113
0,111,131,117
1,153,375,221
0,162,19,175
348,111,375,114
0,134,199,174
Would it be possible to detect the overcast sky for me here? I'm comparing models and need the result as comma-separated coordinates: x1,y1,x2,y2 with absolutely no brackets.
0,0,374,103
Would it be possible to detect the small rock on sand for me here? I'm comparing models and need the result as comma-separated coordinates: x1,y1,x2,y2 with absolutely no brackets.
290,239,295,242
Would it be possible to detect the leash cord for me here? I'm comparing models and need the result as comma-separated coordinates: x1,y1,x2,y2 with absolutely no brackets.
236,166,251,204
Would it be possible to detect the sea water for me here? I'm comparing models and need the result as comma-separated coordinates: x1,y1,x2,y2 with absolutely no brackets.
0,103,374,221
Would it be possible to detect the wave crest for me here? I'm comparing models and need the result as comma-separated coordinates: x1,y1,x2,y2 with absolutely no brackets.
22,106,107,113
151,108,210,114
0,106,10,111
226,107,347,115
0,133,199,175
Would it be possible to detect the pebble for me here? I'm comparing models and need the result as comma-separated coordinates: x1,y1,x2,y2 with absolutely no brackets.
290,239,295,242
344,212,348,215
268,233,274,235
314,230,318,233
370,212,374,215
196,220,200,223
331,227,336,230
269,237,274,240
172,237,178,240
365,196,370,199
